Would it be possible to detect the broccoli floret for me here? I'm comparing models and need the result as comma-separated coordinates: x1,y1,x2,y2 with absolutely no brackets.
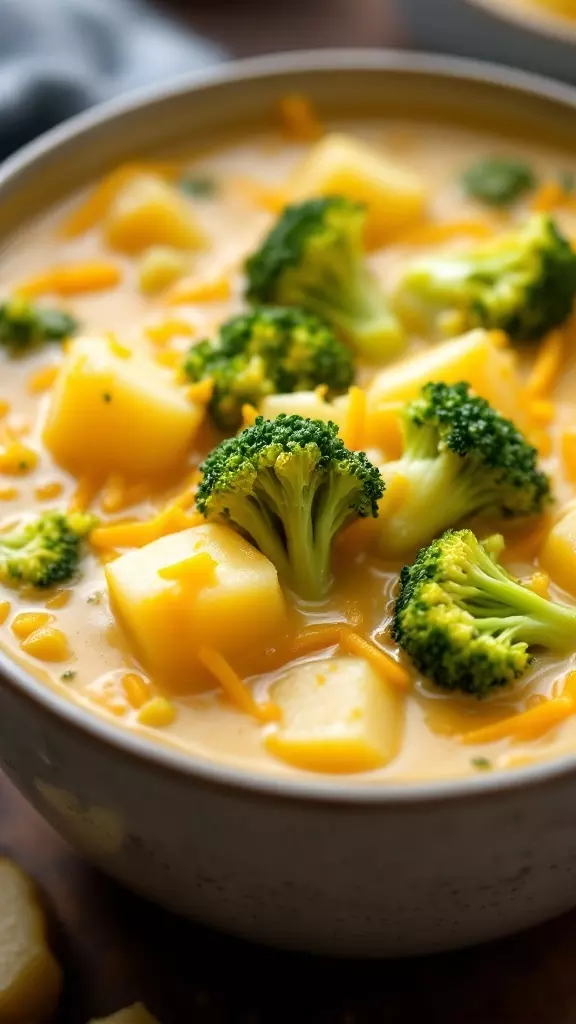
462,158,536,206
183,306,354,430
394,214,576,342
0,295,78,353
196,414,384,600
244,197,405,361
379,381,550,556
0,511,97,588
393,528,576,696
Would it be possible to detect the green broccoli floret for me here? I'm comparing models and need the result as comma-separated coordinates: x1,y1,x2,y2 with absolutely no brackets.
183,306,354,430
0,511,97,588
393,214,576,342
393,528,576,696
244,197,405,361
0,295,78,353
196,414,384,600
379,381,550,557
462,157,536,206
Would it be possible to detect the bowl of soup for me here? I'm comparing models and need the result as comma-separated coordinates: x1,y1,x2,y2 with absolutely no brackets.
402,0,576,81
2,51,576,956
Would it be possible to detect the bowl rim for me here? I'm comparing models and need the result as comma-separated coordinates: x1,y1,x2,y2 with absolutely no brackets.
4,47,576,807
467,0,576,46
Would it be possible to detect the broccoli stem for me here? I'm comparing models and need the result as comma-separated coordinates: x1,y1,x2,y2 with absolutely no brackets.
460,544,576,651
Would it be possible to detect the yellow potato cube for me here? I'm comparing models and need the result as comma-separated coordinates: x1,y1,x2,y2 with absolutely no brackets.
90,1004,159,1024
0,858,62,1023
105,174,205,254
266,656,404,773
368,329,529,430
289,133,427,248
540,508,576,596
106,524,286,690
44,336,203,483
137,246,189,295
259,390,347,426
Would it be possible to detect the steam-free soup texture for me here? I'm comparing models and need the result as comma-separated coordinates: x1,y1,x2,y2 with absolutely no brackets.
2,99,576,785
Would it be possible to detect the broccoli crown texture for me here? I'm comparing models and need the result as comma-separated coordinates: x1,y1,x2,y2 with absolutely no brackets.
183,306,354,430
196,413,384,600
393,528,576,696
244,196,404,361
394,214,576,342
462,158,536,206
379,381,550,556
0,295,78,353
0,511,97,588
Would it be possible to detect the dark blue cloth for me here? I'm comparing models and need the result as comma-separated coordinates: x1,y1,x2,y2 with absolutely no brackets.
0,0,224,157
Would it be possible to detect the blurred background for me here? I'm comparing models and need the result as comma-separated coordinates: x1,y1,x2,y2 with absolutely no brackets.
1,0,575,160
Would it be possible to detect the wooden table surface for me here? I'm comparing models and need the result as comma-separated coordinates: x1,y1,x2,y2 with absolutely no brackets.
4,1,576,1020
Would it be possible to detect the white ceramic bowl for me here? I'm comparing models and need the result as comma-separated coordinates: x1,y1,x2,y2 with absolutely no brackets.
402,0,576,81
2,52,576,957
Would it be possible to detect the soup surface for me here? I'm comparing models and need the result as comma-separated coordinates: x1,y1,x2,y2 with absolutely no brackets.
2,101,576,785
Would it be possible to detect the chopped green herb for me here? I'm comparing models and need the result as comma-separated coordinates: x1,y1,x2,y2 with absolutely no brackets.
60,669,77,682
87,591,103,605
179,174,217,199
462,158,536,206
102,392,112,403
471,757,493,771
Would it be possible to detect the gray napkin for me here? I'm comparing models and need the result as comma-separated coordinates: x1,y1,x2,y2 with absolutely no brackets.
0,0,224,157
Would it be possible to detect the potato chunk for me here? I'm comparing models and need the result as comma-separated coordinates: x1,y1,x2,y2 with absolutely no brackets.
44,336,203,483
0,858,61,1023
368,329,528,429
105,174,205,254
540,508,576,596
259,390,347,426
266,656,403,773
289,133,426,247
106,524,286,690
90,1004,159,1024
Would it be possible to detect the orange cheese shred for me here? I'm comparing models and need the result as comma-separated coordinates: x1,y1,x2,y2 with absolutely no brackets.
341,386,367,450
91,506,202,550
339,628,410,692
27,364,61,395
20,261,122,297
278,93,323,141
231,176,288,214
186,378,214,405
165,274,231,306
461,695,575,745
59,161,183,238
526,328,565,398
393,219,495,247
198,646,281,723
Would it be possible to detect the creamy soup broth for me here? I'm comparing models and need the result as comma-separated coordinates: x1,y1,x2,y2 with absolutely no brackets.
1,113,576,784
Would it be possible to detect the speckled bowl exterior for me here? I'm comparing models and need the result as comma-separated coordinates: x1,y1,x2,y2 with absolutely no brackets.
403,0,576,82
2,52,576,956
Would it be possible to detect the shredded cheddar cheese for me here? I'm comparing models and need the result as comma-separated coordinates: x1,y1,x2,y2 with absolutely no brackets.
59,161,183,238
122,672,152,710
278,93,323,141
0,440,38,476
137,696,176,728
27,364,61,395
341,385,367,450
20,261,122,297
91,506,202,550
339,628,410,692
34,481,64,502
11,612,54,640
68,476,99,513
165,274,231,306
186,378,214,405
0,600,11,625
461,695,575,744
198,645,281,723
146,318,196,346
230,176,288,214
241,403,259,428
393,219,495,247
526,328,565,398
